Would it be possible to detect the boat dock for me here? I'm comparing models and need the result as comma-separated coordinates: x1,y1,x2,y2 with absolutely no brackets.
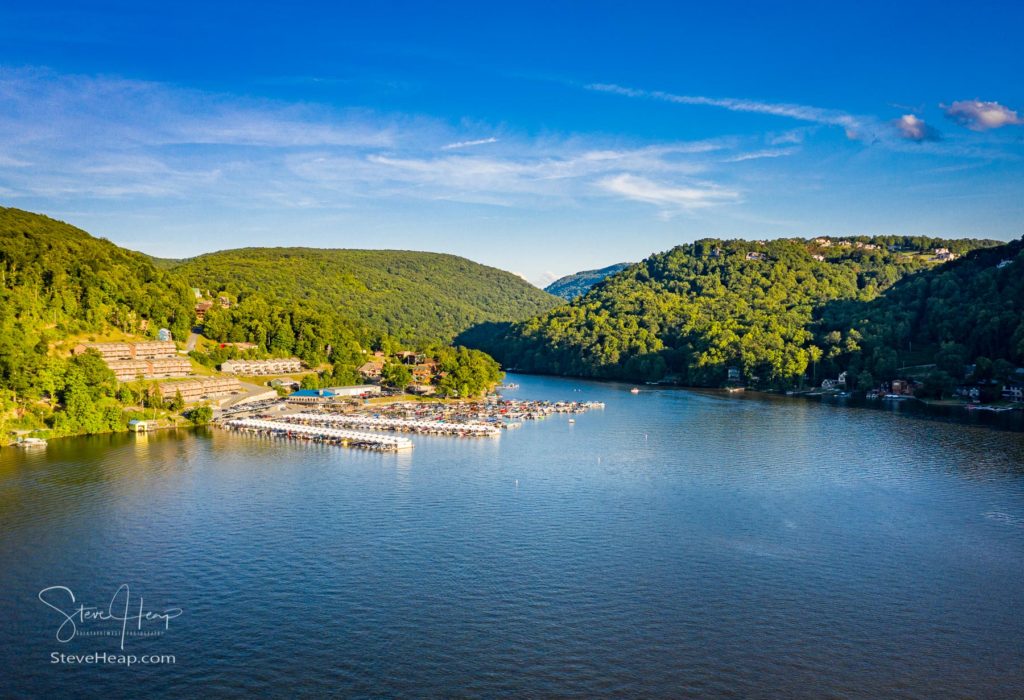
222,418,414,451
282,412,503,437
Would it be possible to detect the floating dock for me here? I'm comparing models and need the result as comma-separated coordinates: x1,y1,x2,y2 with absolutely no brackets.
221,418,413,451
282,412,503,437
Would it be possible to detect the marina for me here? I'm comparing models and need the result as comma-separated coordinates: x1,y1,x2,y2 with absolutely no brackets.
281,412,503,437
221,418,414,451
214,397,606,449
333,398,605,423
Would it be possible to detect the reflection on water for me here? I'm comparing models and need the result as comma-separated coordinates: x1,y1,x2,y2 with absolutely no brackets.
2,375,1024,698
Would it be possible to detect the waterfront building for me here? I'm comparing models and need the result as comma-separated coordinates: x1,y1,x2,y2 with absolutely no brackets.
323,385,381,398
1003,384,1024,403
890,379,918,396
157,377,242,402
220,358,303,375
286,389,339,405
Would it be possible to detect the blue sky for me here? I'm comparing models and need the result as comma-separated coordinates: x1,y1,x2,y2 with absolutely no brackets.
1,1,1023,285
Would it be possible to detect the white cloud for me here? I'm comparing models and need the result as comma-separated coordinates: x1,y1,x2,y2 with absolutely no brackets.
598,174,739,211
587,82,871,139
892,114,941,142
0,67,751,216
943,100,1023,131
284,141,731,209
767,129,808,146
723,148,797,162
536,270,561,287
441,137,499,150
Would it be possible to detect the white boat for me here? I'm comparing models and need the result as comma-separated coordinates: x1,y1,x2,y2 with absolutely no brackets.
568,418,575,423
630,387,640,394
13,437,47,448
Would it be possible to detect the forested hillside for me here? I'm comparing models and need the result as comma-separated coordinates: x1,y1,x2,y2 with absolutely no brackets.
818,239,1024,392
0,208,551,439
173,247,561,347
0,207,195,435
475,236,1004,387
545,263,631,300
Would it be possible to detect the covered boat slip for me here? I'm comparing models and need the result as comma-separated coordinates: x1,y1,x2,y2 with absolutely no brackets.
282,412,503,437
222,418,414,451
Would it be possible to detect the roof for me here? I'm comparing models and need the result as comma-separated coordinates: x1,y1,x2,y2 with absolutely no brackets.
290,389,336,397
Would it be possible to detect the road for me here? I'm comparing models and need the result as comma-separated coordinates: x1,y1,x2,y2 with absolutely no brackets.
185,327,202,352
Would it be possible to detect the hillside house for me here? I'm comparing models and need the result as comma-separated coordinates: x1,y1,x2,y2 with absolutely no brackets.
195,300,214,320
358,359,385,379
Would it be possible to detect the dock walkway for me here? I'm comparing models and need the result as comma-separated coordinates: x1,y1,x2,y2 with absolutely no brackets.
283,412,502,437
222,418,413,451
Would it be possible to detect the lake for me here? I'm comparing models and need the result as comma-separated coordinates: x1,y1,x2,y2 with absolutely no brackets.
2,373,1024,698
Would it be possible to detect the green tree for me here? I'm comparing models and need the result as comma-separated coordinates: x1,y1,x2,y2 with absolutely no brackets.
166,390,185,411
187,405,213,424
381,361,412,389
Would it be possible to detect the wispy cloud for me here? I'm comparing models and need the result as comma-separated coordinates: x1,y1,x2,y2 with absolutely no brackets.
723,148,797,162
893,114,941,142
287,141,728,209
587,82,871,140
767,129,810,146
0,68,750,215
943,100,1023,131
598,173,739,211
441,136,499,150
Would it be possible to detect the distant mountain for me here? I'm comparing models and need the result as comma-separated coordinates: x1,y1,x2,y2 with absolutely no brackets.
172,247,562,345
544,263,631,300
470,236,1006,387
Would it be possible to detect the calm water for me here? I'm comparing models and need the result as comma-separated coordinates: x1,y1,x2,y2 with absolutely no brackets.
2,374,1024,699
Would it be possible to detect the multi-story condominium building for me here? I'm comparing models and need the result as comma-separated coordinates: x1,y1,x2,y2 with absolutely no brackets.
220,358,304,375
156,377,242,402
